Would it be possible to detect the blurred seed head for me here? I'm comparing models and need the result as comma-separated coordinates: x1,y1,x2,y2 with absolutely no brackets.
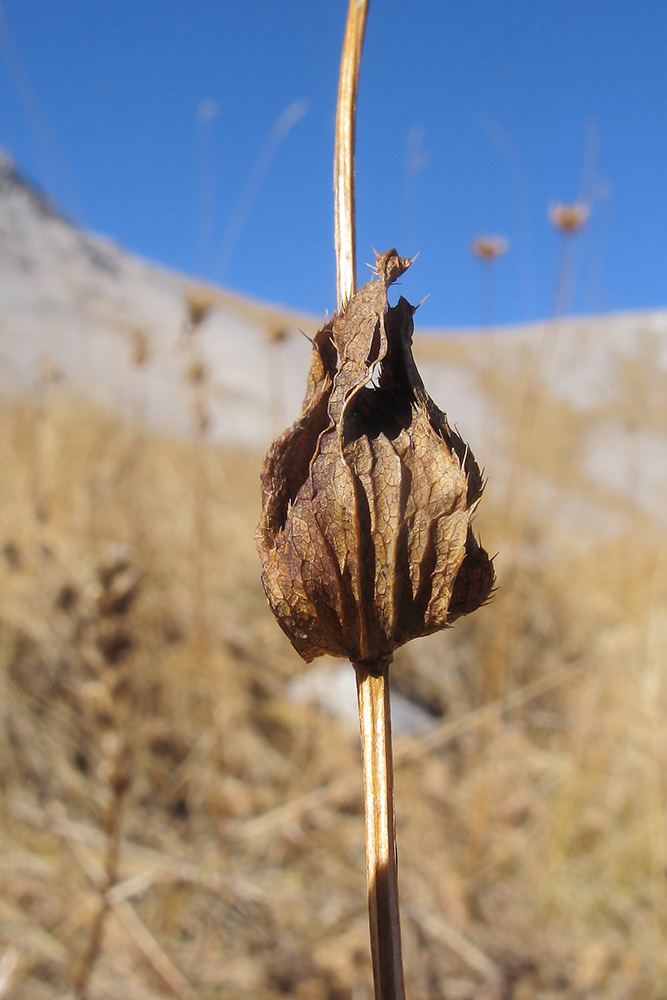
91,547,142,617
108,764,132,800
55,582,78,611
185,360,207,385
549,202,590,234
185,288,217,329
96,545,132,588
266,326,289,344
96,568,142,617
96,622,134,665
471,235,509,262
79,680,115,729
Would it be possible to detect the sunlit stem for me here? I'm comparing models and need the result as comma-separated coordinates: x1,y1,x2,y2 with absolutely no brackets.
334,0,369,310
354,660,406,1000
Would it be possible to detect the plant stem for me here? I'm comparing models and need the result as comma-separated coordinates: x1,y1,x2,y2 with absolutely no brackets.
335,5,404,995
354,660,406,1000
334,0,369,309
73,752,129,999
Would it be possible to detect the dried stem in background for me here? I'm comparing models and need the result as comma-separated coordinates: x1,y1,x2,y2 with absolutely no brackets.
334,0,368,309
183,289,215,657
52,805,200,1000
485,204,589,696
72,742,131,999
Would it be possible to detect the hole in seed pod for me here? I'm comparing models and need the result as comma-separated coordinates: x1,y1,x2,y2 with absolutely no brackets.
343,385,413,444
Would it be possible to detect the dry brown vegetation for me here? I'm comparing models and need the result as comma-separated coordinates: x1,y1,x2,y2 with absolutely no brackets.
0,376,666,999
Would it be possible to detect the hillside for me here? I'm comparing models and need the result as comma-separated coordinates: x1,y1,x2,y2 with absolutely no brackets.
1,149,665,526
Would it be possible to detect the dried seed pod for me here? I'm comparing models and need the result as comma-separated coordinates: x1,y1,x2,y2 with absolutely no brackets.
257,249,493,665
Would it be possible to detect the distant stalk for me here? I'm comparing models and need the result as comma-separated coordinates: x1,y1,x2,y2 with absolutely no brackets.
265,327,288,437
196,100,218,275
485,204,588,698
215,100,307,281
549,233,575,319
479,261,495,328
73,746,131,999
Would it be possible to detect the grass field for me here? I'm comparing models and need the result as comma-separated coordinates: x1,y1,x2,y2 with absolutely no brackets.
0,369,666,999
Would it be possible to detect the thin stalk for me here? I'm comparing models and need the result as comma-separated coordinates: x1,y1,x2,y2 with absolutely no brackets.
549,232,576,319
354,660,405,1000
334,0,369,309
335,3,404,995
478,260,494,328
487,228,579,695
73,755,129,999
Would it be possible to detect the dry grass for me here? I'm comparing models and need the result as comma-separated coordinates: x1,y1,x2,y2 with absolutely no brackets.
0,387,666,999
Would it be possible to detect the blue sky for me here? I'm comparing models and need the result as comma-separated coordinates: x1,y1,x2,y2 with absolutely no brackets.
0,0,665,328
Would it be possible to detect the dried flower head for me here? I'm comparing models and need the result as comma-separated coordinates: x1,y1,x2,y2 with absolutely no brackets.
266,325,289,344
39,358,63,384
185,288,216,329
471,235,509,262
185,359,207,384
257,249,493,665
193,398,210,434
548,202,589,234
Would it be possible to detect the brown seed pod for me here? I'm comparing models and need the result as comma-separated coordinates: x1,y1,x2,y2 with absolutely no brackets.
257,249,493,666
